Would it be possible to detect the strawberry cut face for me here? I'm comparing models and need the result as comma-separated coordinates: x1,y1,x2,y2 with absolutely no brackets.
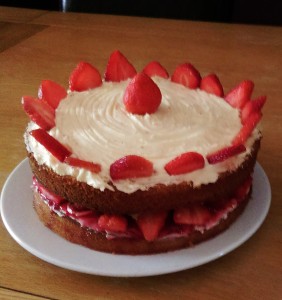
38,80,67,109
30,129,71,162
232,112,262,146
123,72,162,115
225,80,254,109
64,156,101,173
142,61,169,79
98,214,128,233
22,96,55,131
235,176,252,201
174,206,212,226
69,62,102,92
171,63,201,89
206,144,246,164
104,50,137,82
110,155,153,180
200,73,224,97
165,152,205,175
137,211,167,242
241,95,266,124
34,177,65,206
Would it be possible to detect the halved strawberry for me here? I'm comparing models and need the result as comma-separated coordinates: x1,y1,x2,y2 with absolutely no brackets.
30,128,71,162
38,80,67,109
171,63,201,89
225,80,254,109
165,152,205,175
69,62,102,92
123,72,162,115
22,96,55,130
110,155,153,180
241,95,266,124
98,214,128,233
174,205,212,225
200,73,224,97
206,144,246,164
104,50,137,82
64,156,101,173
137,211,167,241
142,61,169,79
232,112,262,145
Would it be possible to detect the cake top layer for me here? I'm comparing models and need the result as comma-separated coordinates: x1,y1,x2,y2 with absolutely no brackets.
23,50,265,194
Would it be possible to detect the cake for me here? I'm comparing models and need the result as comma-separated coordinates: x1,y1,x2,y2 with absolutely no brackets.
22,50,266,254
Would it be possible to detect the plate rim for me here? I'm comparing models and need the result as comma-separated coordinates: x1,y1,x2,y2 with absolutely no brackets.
0,158,271,277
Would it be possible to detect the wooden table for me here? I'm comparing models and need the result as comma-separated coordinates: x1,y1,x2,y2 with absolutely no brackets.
0,6,281,299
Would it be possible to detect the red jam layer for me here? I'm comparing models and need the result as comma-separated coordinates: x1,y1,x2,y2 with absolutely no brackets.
33,177,251,241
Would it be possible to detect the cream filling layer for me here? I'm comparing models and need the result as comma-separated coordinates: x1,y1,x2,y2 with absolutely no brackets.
25,77,260,193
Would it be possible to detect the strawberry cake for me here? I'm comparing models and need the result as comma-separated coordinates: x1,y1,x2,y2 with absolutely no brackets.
22,50,266,254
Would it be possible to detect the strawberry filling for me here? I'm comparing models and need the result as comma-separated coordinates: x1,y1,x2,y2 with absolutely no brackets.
33,176,252,242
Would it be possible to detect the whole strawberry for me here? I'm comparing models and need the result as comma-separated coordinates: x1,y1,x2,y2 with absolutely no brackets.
123,72,162,115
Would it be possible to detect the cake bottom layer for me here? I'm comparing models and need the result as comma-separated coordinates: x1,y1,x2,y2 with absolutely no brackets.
33,189,251,255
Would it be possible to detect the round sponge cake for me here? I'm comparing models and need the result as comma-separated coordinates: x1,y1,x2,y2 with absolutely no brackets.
22,51,265,254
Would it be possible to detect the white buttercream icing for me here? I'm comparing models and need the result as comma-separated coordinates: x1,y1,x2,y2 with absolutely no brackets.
25,77,260,193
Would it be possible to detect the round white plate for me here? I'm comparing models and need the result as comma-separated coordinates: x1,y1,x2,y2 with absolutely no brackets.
1,159,271,277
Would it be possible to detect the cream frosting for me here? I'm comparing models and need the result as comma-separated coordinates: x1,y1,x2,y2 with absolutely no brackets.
25,77,260,193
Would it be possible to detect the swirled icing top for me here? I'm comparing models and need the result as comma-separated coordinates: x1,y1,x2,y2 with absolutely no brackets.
25,77,260,193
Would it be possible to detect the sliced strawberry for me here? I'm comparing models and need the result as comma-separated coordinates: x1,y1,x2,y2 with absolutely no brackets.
64,156,101,173
34,177,65,205
207,199,237,228
165,152,205,175
123,72,162,115
200,73,224,97
137,211,167,242
110,155,153,180
206,144,246,164
142,61,169,79
232,112,262,145
22,96,55,130
30,128,71,162
174,205,212,225
67,203,94,218
241,95,266,124
225,80,254,109
69,62,102,92
98,214,128,233
235,176,252,200
171,63,201,89
104,50,137,82
38,80,67,109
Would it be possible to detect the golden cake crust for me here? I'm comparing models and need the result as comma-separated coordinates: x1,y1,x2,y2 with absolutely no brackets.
33,190,251,255
28,139,260,215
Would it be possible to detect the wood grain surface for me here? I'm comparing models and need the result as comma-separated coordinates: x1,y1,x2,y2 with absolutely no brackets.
0,6,281,300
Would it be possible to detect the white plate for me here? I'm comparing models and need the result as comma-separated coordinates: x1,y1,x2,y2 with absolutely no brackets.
1,159,271,277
